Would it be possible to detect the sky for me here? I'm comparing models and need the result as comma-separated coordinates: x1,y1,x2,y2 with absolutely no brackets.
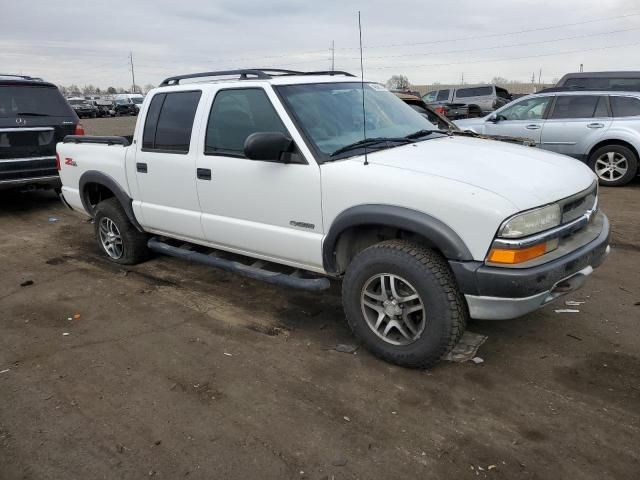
1,0,639,89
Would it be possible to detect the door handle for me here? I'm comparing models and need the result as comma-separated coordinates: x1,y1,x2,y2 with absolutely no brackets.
136,162,147,173
587,123,605,129
197,168,212,180
525,124,541,130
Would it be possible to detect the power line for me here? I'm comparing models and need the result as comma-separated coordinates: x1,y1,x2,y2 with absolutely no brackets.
363,40,640,70
338,11,640,50
341,26,640,62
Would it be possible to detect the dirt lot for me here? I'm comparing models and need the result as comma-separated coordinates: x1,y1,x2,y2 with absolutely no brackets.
1,117,639,480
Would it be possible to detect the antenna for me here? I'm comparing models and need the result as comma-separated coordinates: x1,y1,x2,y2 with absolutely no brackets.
358,11,368,166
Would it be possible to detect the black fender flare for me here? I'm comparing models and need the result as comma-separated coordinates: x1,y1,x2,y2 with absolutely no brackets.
79,170,144,232
322,204,473,273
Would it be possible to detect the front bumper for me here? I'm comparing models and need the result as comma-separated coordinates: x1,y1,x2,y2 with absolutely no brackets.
450,213,610,320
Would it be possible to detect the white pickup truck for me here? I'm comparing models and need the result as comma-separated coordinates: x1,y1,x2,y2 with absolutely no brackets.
57,69,610,368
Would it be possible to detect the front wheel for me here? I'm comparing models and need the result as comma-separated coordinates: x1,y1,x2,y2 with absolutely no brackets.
588,144,638,187
94,198,149,265
342,240,467,368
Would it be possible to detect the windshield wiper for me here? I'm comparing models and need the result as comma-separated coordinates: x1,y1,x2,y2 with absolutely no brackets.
404,129,452,140
15,112,50,117
330,137,413,158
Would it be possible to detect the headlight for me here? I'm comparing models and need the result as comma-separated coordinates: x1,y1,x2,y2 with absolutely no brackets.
498,204,561,239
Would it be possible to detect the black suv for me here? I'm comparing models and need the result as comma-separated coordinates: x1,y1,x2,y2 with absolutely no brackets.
0,74,83,191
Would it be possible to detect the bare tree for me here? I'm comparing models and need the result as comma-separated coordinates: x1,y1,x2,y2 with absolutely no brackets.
143,83,156,94
386,75,411,90
107,86,117,94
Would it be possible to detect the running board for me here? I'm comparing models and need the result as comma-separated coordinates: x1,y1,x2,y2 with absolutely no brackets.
147,237,331,291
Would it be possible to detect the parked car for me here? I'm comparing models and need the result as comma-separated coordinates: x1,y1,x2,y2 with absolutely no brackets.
396,93,535,147
91,100,116,117
455,90,640,186
57,69,609,368
556,71,640,90
0,74,83,191
68,98,98,118
422,85,511,118
113,99,138,116
115,93,144,112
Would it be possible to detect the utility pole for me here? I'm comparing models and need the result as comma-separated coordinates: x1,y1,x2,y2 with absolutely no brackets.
331,40,335,71
538,68,542,87
531,72,535,84
461,72,464,85
580,63,584,72
129,51,137,94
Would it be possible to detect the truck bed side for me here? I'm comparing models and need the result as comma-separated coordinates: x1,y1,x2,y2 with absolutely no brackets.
57,137,133,216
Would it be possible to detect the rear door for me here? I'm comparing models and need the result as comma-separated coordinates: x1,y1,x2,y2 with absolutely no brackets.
132,90,205,241
540,95,611,158
483,95,553,143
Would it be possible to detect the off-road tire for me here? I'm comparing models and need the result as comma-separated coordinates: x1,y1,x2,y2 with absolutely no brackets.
587,144,638,187
94,198,149,265
342,240,468,368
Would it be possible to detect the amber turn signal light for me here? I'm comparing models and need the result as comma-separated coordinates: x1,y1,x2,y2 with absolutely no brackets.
488,243,547,264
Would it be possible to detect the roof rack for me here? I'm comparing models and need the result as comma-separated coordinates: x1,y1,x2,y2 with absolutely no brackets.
538,86,640,93
159,69,355,86
0,74,44,82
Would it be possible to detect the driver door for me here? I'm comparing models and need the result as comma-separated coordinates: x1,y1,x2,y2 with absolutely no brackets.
484,95,553,144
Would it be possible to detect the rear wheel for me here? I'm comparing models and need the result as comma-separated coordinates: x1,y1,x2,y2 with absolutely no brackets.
342,240,467,368
588,144,638,187
94,198,149,265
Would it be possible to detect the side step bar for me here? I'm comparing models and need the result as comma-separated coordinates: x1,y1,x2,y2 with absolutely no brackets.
147,237,331,291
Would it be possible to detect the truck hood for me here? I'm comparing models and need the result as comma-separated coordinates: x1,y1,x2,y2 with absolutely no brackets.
349,136,596,210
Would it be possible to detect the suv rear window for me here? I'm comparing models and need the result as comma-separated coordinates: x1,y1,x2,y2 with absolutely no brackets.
610,96,640,117
455,86,493,98
0,85,73,118
142,91,201,153
549,95,601,119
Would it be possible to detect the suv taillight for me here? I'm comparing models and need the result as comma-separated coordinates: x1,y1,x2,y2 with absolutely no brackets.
74,123,85,135
434,106,447,115
55,153,61,171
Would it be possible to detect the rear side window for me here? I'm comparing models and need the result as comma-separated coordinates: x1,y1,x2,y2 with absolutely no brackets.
142,91,201,153
422,91,437,102
0,85,73,118
549,95,600,119
205,88,288,157
455,86,493,98
610,96,640,117
436,90,450,101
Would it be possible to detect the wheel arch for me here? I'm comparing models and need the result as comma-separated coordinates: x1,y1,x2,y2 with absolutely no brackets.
588,138,640,163
322,205,473,274
79,170,144,232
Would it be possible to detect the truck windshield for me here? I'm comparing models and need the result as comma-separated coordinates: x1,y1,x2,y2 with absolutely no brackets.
0,85,73,118
276,82,438,159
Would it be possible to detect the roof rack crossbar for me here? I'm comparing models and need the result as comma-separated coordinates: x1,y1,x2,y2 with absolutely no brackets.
159,68,356,86
0,74,43,81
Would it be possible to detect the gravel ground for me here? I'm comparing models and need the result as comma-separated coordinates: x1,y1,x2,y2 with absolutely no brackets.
1,116,639,479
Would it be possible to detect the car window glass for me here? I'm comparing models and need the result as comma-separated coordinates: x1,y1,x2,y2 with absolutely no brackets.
143,90,201,153
456,86,493,98
436,90,450,101
205,88,288,156
593,97,609,117
142,94,165,149
564,77,640,89
0,86,72,118
549,95,599,119
497,96,551,121
422,91,437,102
610,96,640,117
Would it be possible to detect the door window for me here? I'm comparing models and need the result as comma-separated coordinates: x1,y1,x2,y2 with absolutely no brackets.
549,95,600,119
497,96,551,121
205,88,288,157
422,91,437,102
436,90,450,101
142,91,202,153
610,96,640,117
